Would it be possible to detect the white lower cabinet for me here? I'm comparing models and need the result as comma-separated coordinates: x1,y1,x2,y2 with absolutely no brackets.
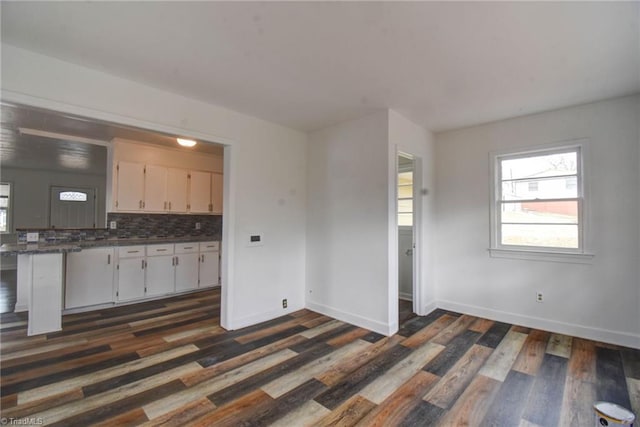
145,244,175,296
67,241,220,310
175,243,200,292
65,247,115,309
116,246,146,301
199,241,220,288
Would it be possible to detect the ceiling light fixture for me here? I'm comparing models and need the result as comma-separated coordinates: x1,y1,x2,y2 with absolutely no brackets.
18,127,109,146
177,138,197,147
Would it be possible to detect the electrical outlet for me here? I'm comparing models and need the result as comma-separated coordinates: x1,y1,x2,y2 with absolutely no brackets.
109,221,117,230
195,222,201,230
26,232,39,243
282,299,288,309
536,292,544,303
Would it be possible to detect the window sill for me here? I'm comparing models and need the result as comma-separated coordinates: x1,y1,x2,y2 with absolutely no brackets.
488,248,594,264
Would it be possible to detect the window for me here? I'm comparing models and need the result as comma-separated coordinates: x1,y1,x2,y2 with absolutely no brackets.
0,183,11,233
398,171,413,226
59,191,88,202
491,143,585,254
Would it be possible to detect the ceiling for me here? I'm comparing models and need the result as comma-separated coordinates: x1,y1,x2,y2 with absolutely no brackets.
1,2,638,133
0,104,224,171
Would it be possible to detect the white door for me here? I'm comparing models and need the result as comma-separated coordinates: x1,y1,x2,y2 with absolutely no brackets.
175,253,199,291
398,227,413,300
50,186,97,228
117,257,145,301
189,171,211,213
199,251,220,287
146,255,175,296
211,173,223,214
116,161,145,211
144,165,167,212
65,247,115,308
167,168,189,212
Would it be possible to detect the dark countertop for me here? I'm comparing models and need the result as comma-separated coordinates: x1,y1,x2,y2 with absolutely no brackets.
0,236,220,256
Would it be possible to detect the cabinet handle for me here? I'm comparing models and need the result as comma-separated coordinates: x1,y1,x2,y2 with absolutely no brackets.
139,200,142,209
164,201,167,210
172,256,175,266
107,254,111,264
169,201,172,210
201,254,205,263
175,256,179,266
141,259,145,269
143,201,145,208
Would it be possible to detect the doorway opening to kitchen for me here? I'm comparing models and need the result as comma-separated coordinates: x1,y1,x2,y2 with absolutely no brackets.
397,152,418,323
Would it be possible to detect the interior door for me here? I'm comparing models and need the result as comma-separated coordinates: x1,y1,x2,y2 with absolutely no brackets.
50,186,97,228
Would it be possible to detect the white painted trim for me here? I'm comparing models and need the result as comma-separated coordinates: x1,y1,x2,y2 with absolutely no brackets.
488,248,595,264
437,299,640,349
229,303,305,331
307,299,398,336
387,143,399,334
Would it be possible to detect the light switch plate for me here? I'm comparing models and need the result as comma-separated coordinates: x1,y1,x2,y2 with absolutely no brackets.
26,232,39,243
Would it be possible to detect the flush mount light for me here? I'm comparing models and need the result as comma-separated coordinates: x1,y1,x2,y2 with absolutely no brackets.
177,138,197,147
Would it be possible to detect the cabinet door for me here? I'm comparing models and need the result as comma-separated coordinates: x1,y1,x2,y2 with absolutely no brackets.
117,257,145,301
146,255,175,296
116,161,145,211
199,251,219,288
144,165,167,212
175,252,199,292
65,248,115,309
167,168,188,213
211,173,223,214
189,171,212,213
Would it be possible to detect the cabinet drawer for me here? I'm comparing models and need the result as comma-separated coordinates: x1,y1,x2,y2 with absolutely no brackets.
199,241,219,252
147,244,175,256
118,245,146,258
175,243,198,254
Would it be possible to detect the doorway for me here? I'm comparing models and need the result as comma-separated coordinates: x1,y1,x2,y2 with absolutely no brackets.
50,186,97,228
397,153,416,323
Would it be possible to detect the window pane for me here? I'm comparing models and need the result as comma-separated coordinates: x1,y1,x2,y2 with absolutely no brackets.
0,209,6,232
501,201,578,224
501,224,578,248
398,171,413,185
501,176,578,200
0,198,7,208
398,185,413,198
501,151,577,180
398,199,412,213
59,191,88,202
0,183,10,197
398,213,413,226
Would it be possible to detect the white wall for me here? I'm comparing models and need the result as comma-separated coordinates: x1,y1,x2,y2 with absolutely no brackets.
1,44,308,330
434,95,640,348
306,111,394,334
389,110,437,315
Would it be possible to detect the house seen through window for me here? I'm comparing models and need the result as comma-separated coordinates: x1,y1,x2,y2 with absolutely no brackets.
493,146,583,251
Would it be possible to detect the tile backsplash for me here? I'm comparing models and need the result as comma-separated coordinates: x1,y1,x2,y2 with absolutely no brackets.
17,214,222,243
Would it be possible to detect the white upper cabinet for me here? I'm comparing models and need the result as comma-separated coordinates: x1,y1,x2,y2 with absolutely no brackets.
212,173,223,214
144,164,167,212
115,161,145,211
167,168,188,213
189,171,212,213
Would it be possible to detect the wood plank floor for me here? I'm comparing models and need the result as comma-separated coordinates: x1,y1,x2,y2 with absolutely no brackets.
1,289,638,426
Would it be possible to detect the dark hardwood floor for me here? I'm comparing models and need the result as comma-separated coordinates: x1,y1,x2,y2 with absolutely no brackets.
1,289,638,426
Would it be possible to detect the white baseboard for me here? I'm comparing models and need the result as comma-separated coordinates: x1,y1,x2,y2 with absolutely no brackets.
399,292,413,301
437,299,640,349
306,300,396,336
14,303,27,313
228,303,304,331
421,300,438,317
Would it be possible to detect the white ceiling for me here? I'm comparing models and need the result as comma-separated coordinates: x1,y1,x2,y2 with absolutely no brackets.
1,2,638,133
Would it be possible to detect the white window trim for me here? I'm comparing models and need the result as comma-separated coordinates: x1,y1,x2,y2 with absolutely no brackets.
0,182,12,234
488,139,594,263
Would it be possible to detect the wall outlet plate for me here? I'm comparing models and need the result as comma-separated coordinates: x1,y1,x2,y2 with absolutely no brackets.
282,299,288,309
26,232,39,243
109,221,117,230
195,222,201,230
